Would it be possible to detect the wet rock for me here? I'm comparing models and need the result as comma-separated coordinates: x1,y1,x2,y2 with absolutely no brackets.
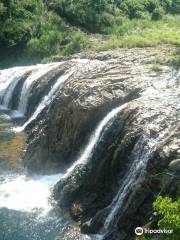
81,209,109,234
23,55,146,174
23,47,173,174
168,159,180,172
20,47,180,239
53,165,90,208
26,65,69,118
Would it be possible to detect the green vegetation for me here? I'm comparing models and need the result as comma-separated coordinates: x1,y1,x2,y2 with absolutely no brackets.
92,15,180,49
48,0,180,32
166,48,180,69
136,196,180,240
154,196,180,237
0,0,75,66
0,0,180,67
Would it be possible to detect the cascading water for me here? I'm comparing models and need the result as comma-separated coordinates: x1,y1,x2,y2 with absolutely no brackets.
0,60,94,240
65,103,128,177
0,67,22,97
17,63,60,117
2,67,34,109
16,71,74,132
93,117,172,240
0,59,97,130
0,67,31,109
0,63,60,116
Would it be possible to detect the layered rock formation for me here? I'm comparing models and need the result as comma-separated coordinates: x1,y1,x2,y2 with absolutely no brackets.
22,47,180,239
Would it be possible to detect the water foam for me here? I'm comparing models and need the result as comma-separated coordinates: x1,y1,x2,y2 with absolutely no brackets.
0,174,62,213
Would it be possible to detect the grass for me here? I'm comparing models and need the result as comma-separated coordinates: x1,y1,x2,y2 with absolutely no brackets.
3,15,179,69
166,48,180,69
46,14,180,67
149,46,180,69
90,15,180,50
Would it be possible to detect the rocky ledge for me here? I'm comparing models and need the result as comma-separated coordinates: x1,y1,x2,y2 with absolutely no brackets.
23,47,180,239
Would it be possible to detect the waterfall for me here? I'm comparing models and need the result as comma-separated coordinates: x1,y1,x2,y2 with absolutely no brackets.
1,59,99,131
0,67,31,107
0,62,67,125
65,103,128,177
95,119,171,239
2,68,32,108
15,71,74,132
17,63,60,116
0,67,20,96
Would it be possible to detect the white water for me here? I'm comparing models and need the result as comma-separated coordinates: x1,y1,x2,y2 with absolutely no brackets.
0,63,60,115
0,62,68,127
0,59,93,130
17,63,60,116
0,67,31,105
0,67,21,95
15,71,74,132
96,118,172,239
0,174,62,213
65,103,128,176
2,67,33,108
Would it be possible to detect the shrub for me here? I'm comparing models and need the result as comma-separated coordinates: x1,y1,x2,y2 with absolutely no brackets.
153,196,180,239
145,0,160,13
151,7,164,20
0,0,44,48
118,0,146,19
61,32,86,56
170,0,180,14
27,30,63,57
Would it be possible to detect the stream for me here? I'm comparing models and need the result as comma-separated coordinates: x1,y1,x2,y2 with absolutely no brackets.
0,112,89,240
